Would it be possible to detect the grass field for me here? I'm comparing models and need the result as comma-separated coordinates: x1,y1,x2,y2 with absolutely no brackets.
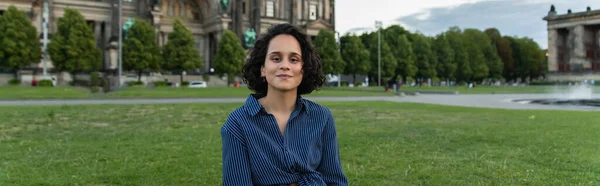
1,102,598,185
0,85,598,100
0,86,395,100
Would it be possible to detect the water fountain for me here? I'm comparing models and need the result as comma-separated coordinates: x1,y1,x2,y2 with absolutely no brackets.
512,83,600,107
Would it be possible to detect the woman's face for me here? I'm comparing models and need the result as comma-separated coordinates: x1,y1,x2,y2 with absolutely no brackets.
261,34,304,93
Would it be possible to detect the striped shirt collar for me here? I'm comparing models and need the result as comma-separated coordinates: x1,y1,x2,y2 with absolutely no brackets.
244,94,309,116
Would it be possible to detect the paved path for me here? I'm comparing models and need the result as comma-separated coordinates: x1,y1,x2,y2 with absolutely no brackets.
0,94,598,111
394,94,600,111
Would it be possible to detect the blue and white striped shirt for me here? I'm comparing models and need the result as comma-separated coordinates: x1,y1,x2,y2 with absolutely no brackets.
220,94,348,186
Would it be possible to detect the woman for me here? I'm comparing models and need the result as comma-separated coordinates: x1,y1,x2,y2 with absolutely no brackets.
220,24,348,186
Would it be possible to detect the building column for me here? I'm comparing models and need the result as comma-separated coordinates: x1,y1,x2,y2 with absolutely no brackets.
548,29,558,72
570,25,587,69
95,21,102,49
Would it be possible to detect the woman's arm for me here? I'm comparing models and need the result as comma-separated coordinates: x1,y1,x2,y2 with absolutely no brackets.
221,126,253,186
316,110,348,185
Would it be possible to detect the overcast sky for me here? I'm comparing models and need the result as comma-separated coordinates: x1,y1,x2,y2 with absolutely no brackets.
336,0,600,49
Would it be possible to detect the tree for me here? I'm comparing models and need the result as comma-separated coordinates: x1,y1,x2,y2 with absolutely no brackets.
462,28,489,81
122,18,162,82
163,19,203,84
394,35,417,83
412,34,436,82
340,34,370,84
367,36,396,85
446,27,471,83
48,8,101,83
498,37,514,81
434,33,457,84
0,5,41,79
484,28,506,80
214,29,245,86
314,29,345,75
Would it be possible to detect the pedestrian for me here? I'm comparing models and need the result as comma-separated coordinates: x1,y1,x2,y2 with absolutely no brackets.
220,24,348,186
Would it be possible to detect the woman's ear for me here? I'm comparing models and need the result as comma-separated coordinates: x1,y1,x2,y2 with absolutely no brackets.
260,66,265,77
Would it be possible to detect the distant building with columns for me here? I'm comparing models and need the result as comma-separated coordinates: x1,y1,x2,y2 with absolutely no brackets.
544,5,600,81
0,0,336,75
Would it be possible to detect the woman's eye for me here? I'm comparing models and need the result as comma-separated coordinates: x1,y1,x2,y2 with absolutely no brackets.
291,58,300,63
272,57,281,62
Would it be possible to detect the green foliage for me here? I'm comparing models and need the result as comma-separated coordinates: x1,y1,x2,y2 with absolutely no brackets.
214,29,245,85
123,18,162,81
163,19,203,83
154,81,169,87
181,81,190,86
202,74,210,82
446,27,471,82
8,79,20,86
0,6,41,77
340,34,370,83
314,29,345,75
412,34,436,79
90,72,102,87
394,35,417,82
128,81,144,86
89,86,102,93
505,37,545,81
434,34,457,81
462,29,489,81
367,37,397,81
38,80,54,87
48,8,102,75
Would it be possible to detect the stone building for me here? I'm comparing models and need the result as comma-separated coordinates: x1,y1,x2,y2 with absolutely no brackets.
0,0,336,74
544,5,600,81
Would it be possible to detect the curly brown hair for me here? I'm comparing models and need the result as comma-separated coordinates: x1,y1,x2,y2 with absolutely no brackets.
242,24,326,95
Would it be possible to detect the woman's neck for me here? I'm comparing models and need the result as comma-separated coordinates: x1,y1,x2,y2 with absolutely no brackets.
259,89,298,114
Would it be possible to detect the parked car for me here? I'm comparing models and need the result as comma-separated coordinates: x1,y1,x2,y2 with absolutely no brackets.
188,81,207,88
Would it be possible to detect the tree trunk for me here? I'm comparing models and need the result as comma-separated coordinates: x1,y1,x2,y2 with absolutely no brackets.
352,73,356,85
138,70,142,82
180,73,184,87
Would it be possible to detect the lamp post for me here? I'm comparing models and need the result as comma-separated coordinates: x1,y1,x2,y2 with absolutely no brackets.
375,21,382,87
335,31,341,87
118,0,123,88
42,0,49,77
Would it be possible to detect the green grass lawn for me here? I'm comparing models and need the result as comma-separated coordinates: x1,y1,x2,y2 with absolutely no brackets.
2,85,598,100
0,86,91,100
0,102,598,185
0,86,395,100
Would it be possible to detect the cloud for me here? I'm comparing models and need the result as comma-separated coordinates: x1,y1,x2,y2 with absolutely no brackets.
390,0,600,49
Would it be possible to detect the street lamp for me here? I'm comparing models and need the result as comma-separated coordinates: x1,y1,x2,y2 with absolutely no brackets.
118,0,123,88
335,31,341,87
375,21,383,87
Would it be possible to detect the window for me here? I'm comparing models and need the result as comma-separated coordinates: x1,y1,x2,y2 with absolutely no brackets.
309,4,317,20
266,0,275,17
180,0,185,17
242,2,246,14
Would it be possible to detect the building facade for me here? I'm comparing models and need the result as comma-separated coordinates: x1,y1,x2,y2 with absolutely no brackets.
0,0,336,74
544,5,600,81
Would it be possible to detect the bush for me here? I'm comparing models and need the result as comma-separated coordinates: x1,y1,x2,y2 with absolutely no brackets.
355,82,363,87
38,80,54,87
202,74,210,82
90,72,102,86
154,81,168,87
181,81,189,86
128,81,144,86
70,80,90,87
8,79,20,86
90,86,102,93
341,82,348,87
